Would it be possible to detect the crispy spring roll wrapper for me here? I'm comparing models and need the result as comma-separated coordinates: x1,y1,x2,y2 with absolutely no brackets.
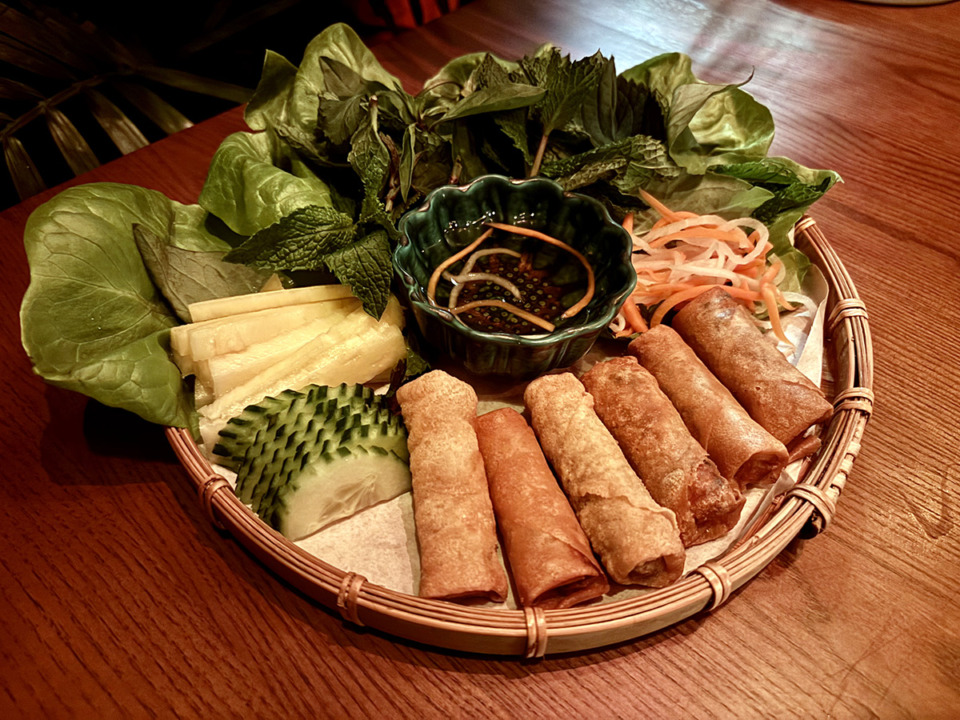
672,286,833,447
581,357,745,547
628,326,789,489
475,408,609,608
524,373,685,588
395,370,508,602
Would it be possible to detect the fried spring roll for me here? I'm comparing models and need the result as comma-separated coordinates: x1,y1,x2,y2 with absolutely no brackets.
628,325,788,489
581,357,745,547
672,287,833,448
524,373,685,588
395,370,508,602
475,408,609,608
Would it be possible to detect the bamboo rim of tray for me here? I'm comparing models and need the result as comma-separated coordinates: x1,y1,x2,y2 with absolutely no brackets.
166,216,873,658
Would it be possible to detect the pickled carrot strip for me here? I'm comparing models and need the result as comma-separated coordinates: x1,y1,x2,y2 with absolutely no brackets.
450,299,556,332
760,285,792,345
427,228,494,305
483,222,595,319
619,300,648,335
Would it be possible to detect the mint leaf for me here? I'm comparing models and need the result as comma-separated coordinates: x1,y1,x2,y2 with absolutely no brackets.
224,205,357,269
493,109,534,167
473,52,515,89
319,94,369,147
349,98,391,220
541,135,676,192
321,229,393,318
523,47,605,135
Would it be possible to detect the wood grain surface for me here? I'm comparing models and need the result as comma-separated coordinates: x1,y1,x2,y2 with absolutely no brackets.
2,0,959,717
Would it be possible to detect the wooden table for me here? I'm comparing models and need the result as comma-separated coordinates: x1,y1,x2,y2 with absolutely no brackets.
3,0,959,717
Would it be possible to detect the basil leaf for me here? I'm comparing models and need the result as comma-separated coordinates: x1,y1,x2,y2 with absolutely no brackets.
523,47,605,135
438,83,545,122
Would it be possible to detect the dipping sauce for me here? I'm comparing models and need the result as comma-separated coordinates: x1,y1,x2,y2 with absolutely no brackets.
437,230,591,335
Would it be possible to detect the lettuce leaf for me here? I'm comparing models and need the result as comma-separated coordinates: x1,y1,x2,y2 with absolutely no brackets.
199,131,339,236
19,183,227,426
20,25,843,429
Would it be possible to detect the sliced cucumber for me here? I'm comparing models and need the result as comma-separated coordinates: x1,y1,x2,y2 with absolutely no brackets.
214,383,410,540
271,446,412,541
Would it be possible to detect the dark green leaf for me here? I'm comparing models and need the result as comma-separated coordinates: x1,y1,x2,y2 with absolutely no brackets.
321,229,393,318
317,55,390,99
348,97,397,234
577,58,658,145
541,135,675,192
399,124,416,203
134,224,271,322
224,205,357,270
522,47,605,135
493,110,534,168
318,94,368,146
438,83,545,123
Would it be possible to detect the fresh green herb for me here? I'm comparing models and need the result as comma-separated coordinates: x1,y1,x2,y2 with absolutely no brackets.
20,183,251,427
199,24,837,310
134,223,271,323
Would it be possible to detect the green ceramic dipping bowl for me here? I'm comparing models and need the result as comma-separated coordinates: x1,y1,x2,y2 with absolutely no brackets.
394,175,637,379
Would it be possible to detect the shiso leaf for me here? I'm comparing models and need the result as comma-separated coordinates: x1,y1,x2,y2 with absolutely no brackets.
134,223,271,323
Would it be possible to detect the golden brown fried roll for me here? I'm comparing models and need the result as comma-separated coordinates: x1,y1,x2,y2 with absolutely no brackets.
524,373,685,588
672,286,833,449
581,356,745,547
475,408,609,608
628,325,788,489
395,370,508,602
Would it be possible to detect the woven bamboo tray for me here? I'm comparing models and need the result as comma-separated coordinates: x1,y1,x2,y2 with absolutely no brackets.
166,217,873,658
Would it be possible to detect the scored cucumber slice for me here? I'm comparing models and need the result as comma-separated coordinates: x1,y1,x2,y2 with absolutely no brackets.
213,383,410,539
271,446,411,542
214,384,375,469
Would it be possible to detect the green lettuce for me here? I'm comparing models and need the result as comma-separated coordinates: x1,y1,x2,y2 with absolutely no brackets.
20,183,258,427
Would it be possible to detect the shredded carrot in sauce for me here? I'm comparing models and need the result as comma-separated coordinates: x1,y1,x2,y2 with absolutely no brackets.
450,299,556,332
427,223,597,336
483,222,595,319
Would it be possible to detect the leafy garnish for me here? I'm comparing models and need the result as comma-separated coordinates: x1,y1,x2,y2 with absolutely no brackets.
224,206,357,270
20,184,233,427
320,229,394,318
21,24,842,428
135,223,272,323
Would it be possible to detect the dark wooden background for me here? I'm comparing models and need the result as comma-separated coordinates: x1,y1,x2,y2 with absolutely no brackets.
2,0,959,717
